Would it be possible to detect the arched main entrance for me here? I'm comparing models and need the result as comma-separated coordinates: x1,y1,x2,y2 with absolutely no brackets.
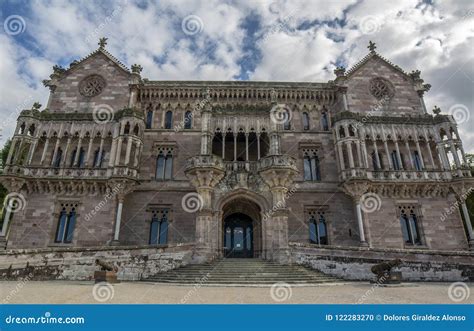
223,213,253,258
220,195,263,259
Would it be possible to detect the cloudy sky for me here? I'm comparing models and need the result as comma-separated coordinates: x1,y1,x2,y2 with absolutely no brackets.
0,0,473,151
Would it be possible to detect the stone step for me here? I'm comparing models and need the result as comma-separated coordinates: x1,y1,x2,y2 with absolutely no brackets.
143,259,339,285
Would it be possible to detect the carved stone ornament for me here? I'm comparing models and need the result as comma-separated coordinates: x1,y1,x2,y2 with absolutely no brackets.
79,74,106,97
369,77,394,101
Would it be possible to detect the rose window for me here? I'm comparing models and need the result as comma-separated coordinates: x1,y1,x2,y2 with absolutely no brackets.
369,78,394,100
79,75,106,97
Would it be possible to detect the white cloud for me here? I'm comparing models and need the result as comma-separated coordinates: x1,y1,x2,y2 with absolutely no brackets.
0,0,472,152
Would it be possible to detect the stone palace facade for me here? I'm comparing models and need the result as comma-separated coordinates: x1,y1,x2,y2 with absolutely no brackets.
1,39,473,265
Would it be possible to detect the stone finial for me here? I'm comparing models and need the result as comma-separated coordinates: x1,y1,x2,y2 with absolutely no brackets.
334,66,346,77
52,65,66,75
432,105,441,115
368,40,377,52
131,64,143,74
423,83,431,92
32,102,41,110
409,70,421,80
69,60,79,68
98,37,108,49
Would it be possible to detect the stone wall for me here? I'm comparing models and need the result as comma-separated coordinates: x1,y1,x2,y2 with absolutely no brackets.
290,243,474,282
0,243,195,281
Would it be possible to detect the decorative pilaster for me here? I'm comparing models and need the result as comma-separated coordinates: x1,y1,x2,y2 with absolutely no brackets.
185,155,225,261
258,154,298,262
341,181,371,247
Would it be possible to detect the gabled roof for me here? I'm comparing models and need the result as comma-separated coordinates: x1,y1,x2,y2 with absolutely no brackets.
63,46,130,75
345,50,410,78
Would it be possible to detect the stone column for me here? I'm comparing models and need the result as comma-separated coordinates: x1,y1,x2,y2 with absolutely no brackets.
245,133,249,161
27,139,38,165
62,137,72,167
346,141,355,169
98,137,105,167
222,134,225,159
50,138,61,166
461,203,474,249
355,201,368,246
426,141,435,169
0,205,12,236
111,195,124,245
6,138,17,165
356,141,363,168
114,137,123,166
373,141,381,169
342,182,370,247
337,143,345,170
233,133,237,161
415,139,425,169
40,137,50,165
361,140,368,168
85,136,94,167
257,133,261,159
73,137,82,166
394,140,403,170
383,139,392,170
405,140,413,169
124,138,133,165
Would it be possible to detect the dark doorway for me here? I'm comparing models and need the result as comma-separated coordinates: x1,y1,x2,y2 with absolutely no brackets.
223,213,253,258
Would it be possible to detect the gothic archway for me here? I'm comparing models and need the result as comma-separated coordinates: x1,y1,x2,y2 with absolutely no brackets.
220,197,263,258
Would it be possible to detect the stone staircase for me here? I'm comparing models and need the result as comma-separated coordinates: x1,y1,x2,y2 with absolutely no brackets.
144,258,338,285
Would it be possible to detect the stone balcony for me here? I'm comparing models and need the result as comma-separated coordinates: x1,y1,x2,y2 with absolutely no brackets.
2,165,139,180
339,168,471,182
257,154,298,172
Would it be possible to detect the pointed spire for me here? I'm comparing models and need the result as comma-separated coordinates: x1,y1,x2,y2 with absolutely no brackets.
98,37,108,49
368,40,377,53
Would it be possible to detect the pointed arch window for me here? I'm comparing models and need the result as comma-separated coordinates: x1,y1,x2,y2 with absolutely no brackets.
184,111,192,129
54,203,78,244
399,206,422,245
165,111,173,129
308,210,328,245
149,209,169,245
146,109,153,129
321,112,329,131
302,112,310,130
413,151,423,171
303,150,321,181
156,148,173,180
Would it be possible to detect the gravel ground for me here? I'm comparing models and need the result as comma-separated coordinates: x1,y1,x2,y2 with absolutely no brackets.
1,281,472,304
